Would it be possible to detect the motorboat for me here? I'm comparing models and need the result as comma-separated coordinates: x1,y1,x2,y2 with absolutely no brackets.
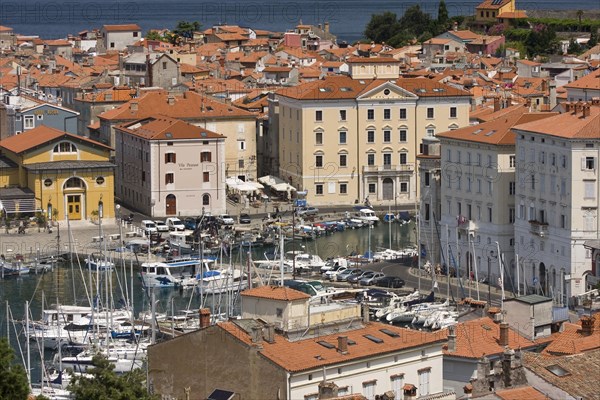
27,305,93,349
140,258,213,288
167,230,197,253
283,251,326,273
354,208,379,224
84,253,114,271
197,268,248,295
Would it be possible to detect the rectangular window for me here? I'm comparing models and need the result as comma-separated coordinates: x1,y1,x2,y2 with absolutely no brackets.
400,108,407,119
340,183,347,194
467,204,472,220
316,184,323,195
238,159,244,169
584,157,596,170
510,155,516,168
165,173,174,184
391,376,404,400
315,131,323,145
239,141,246,150
165,153,176,163
450,107,457,118
315,110,322,121
367,130,375,143
509,181,516,195
561,155,567,168
367,154,375,166
540,151,546,164
488,207,493,222
418,369,430,396
383,130,391,142
488,180,492,194
425,203,430,221
339,109,346,121
162,61,167,69
399,130,407,142
426,108,434,119
551,153,556,166
509,207,515,223
400,153,407,165
203,172,209,182
24,115,34,129
584,181,596,199
383,109,391,120
363,381,376,400
561,214,566,229
141,171,146,182
339,131,347,144
368,183,376,194
425,172,430,187
467,177,472,192
383,153,391,166
367,109,374,120
476,153,481,166
400,182,408,192
447,149,451,162
200,152,212,162
315,155,323,168
339,154,347,167
426,128,435,137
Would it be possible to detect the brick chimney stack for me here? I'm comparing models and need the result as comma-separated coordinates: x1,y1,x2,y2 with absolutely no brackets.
499,322,509,347
337,336,348,354
447,325,457,352
263,324,275,343
581,316,594,336
582,103,591,118
493,96,500,112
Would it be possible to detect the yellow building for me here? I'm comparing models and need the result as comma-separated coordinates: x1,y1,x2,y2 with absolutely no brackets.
475,0,526,26
274,59,471,207
0,126,115,222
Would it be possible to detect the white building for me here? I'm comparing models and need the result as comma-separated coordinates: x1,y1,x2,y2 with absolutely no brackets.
513,102,600,303
114,115,226,217
437,104,555,291
99,24,142,53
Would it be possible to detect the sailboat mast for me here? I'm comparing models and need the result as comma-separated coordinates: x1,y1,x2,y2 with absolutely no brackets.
279,225,284,286
25,300,31,390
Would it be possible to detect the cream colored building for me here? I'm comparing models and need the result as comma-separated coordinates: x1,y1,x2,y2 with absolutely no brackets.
513,103,600,303
114,115,226,217
274,59,471,207
437,105,554,290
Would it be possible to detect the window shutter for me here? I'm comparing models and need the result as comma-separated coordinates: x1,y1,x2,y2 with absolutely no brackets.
581,157,586,170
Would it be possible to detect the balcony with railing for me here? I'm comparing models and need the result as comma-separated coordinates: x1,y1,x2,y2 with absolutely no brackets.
529,220,549,237
362,164,414,174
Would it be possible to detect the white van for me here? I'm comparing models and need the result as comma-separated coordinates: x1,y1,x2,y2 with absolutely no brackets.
166,217,185,231
140,220,157,236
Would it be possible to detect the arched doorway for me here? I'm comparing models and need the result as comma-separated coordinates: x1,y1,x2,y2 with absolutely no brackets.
63,177,86,220
166,194,176,215
382,178,393,200
539,262,547,296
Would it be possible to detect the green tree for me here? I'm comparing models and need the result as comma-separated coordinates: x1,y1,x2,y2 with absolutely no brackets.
364,11,402,44
0,338,30,400
145,30,165,41
437,1,450,30
68,354,158,400
399,5,433,38
588,31,598,48
173,20,201,40
567,38,582,54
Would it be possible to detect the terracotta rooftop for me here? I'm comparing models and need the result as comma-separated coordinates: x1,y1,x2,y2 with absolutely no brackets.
513,104,600,140
0,125,112,154
517,59,541,66
523,349,600,400
497,11,527,19
102,24,141,32
542,316,600,356
494,386,547,400
442,316,536,359
563,69,600,90
347,57,401,64
218,320,446,372
240,286,310,301
116,115,224,141
476,0,512,9
98,90,256,121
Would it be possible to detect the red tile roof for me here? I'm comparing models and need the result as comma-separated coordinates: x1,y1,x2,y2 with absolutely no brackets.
102,24,141,32
0,125,112,154
495,386,547,400
219,320,446,372
241,286,310,301
476,0,512,9
513,104,600,139
116,115,224,141
442,317,536,359
542,316,600,356
563,69,600,90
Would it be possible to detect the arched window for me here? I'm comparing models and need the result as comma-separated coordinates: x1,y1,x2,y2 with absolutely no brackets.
202,194,210,206
64,177,85,189
53,142,77,153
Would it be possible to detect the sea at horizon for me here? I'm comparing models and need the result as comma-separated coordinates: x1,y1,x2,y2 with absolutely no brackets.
0,0,598,43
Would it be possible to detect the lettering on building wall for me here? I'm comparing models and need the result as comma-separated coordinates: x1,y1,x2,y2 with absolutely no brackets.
178,163,199,170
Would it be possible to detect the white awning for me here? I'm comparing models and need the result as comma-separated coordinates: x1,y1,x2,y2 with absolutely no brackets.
226,178,260,192
258,175,296,192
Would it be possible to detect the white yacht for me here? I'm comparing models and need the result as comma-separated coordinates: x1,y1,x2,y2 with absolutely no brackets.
140,258,213,288
355,208,379,224
168,230,197,253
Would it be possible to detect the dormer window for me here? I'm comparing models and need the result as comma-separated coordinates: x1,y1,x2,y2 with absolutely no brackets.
53,142,77,153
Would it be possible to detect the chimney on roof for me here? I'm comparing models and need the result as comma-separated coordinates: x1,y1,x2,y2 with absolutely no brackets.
318,381,338,399
502,347,516,388
130,100,138,112
337,336,348,355
447,325,457,352
541,78,548,93
574,101,583,115
362,302,370,324
499,322,509,347
262,323,275,343
167,94,175,105
565,102,572,112
581,316,595,336
591,97,600,105
324,22,330,33
250,326,263,344
493,96,500,112
199,308,211,328
582,103,591,118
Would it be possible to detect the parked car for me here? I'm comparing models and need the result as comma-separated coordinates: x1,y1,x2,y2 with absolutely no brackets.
337,268,362,282
348,270,374,284
166,217,185,231
140,220,157,236
375,276,405,288
295,207,319,217
323,265,348,280
183,217,198,230
154,220,169,232
239,213,251,224
359,272,385,286
218,214,235,225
